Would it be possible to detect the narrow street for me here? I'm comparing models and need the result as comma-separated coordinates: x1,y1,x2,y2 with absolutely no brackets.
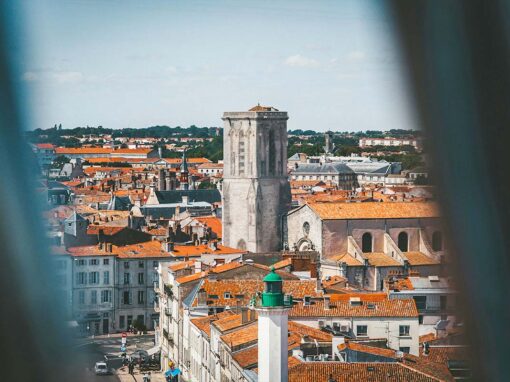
57,334,159,381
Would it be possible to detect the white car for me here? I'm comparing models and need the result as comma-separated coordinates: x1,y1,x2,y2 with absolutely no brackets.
94,361,109,375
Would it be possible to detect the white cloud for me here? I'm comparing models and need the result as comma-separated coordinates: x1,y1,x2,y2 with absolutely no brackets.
52,71,84,83
284,54,320,68
346,50,366,62
22,71,38,81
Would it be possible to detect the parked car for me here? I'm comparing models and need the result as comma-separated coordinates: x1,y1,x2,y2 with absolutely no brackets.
94,361,110,375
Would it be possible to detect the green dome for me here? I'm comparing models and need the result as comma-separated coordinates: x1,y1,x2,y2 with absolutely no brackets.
263,267,282,282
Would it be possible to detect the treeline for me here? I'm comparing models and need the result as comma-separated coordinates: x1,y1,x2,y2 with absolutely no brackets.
26,124,222,144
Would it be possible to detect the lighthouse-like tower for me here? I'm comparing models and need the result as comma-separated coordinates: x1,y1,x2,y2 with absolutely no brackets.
256,268,291,382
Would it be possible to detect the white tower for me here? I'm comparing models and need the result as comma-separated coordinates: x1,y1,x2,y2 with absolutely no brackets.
256,268,291,382
222,105,291,252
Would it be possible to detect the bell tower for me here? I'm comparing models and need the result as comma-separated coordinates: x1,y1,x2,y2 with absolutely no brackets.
222,105,291,252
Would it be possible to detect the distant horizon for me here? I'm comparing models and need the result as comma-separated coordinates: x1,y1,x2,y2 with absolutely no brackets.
16,0,418,132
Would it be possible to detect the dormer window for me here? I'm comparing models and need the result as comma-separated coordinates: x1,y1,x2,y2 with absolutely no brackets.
224,292,232,299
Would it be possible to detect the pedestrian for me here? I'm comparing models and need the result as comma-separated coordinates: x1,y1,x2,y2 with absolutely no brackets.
143,372,149,382
147,372,151,382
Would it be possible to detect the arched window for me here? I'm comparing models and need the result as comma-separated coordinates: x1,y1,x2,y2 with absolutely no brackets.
362,232,372,253
432,231,443,251
398,232,408,252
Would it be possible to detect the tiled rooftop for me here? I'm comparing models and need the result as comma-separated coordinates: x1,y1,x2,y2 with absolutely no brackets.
308,201,440,220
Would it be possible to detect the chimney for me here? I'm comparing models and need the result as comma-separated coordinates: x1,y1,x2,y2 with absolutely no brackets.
324,296,331,310
316,277,322,292
241,308,249,324
164,240,174,252
209,240,218,251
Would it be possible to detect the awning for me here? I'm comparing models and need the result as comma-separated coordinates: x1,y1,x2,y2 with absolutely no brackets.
147,345,161,356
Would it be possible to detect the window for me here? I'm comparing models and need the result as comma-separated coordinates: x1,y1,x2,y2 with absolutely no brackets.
224,292,232,299
138,273,144,285
419,315,424,324
398,231,408,252
124,273,130,285
89,259,99,266
139,261,144,268
78,291,85,305
123,291,131,305
119,315,125,329
90,290,97,304
103,271,110,285
399,325,410,337
103,259,109,265
101,290,111,303
138,291,145,304
362,232,373,252
77,259,86,266
440,295,447,310
432,231,443,251
124,262,130,269
399,347,410,354
356,325,368,336
89,271,99,284
153,261,158,268
77,272,87,285
413,296,427,310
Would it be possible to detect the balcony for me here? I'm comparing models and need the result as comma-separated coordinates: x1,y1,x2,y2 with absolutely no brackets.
164,284,173,297
154,300,160,312
153,280,160,293
165,307,172,317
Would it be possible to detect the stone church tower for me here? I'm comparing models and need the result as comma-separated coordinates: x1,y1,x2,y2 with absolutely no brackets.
222,105,291,252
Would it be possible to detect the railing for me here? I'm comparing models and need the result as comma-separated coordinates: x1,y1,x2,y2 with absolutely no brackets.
165,307,172,317
153,280,160,293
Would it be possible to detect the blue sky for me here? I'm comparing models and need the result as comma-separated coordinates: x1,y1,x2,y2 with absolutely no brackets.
15,0,417,132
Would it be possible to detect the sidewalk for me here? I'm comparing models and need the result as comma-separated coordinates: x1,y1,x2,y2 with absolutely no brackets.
116,364,166,382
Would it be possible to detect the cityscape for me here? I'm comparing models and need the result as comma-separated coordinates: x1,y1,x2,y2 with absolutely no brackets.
10,1,477,382
29,106,467,381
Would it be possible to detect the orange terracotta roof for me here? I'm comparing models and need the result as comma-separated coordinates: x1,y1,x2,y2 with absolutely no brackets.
175,271,208,284
209,261,243,273
198,163,223,169
289,299,418,318
147,227,168,236
419,333,436,344
307,201,440,220
248,104,278,112
213,311,257,332
168,260,196,272
221,323,258,349
55,147,112,155
332,253,363,266
405,251,440,266
35,143,55,149
85,157,132,163
112,148,154,154
322,275,347,288
364,252,402,267
86,225,125,235
67,240,170,259
232,321,332,368
171,244,243,257
337,342,399,359
288,362,440,382
190,310,235,337
194,216,222,238
194,279,322,307
329,292,388,302
163,157,211,164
